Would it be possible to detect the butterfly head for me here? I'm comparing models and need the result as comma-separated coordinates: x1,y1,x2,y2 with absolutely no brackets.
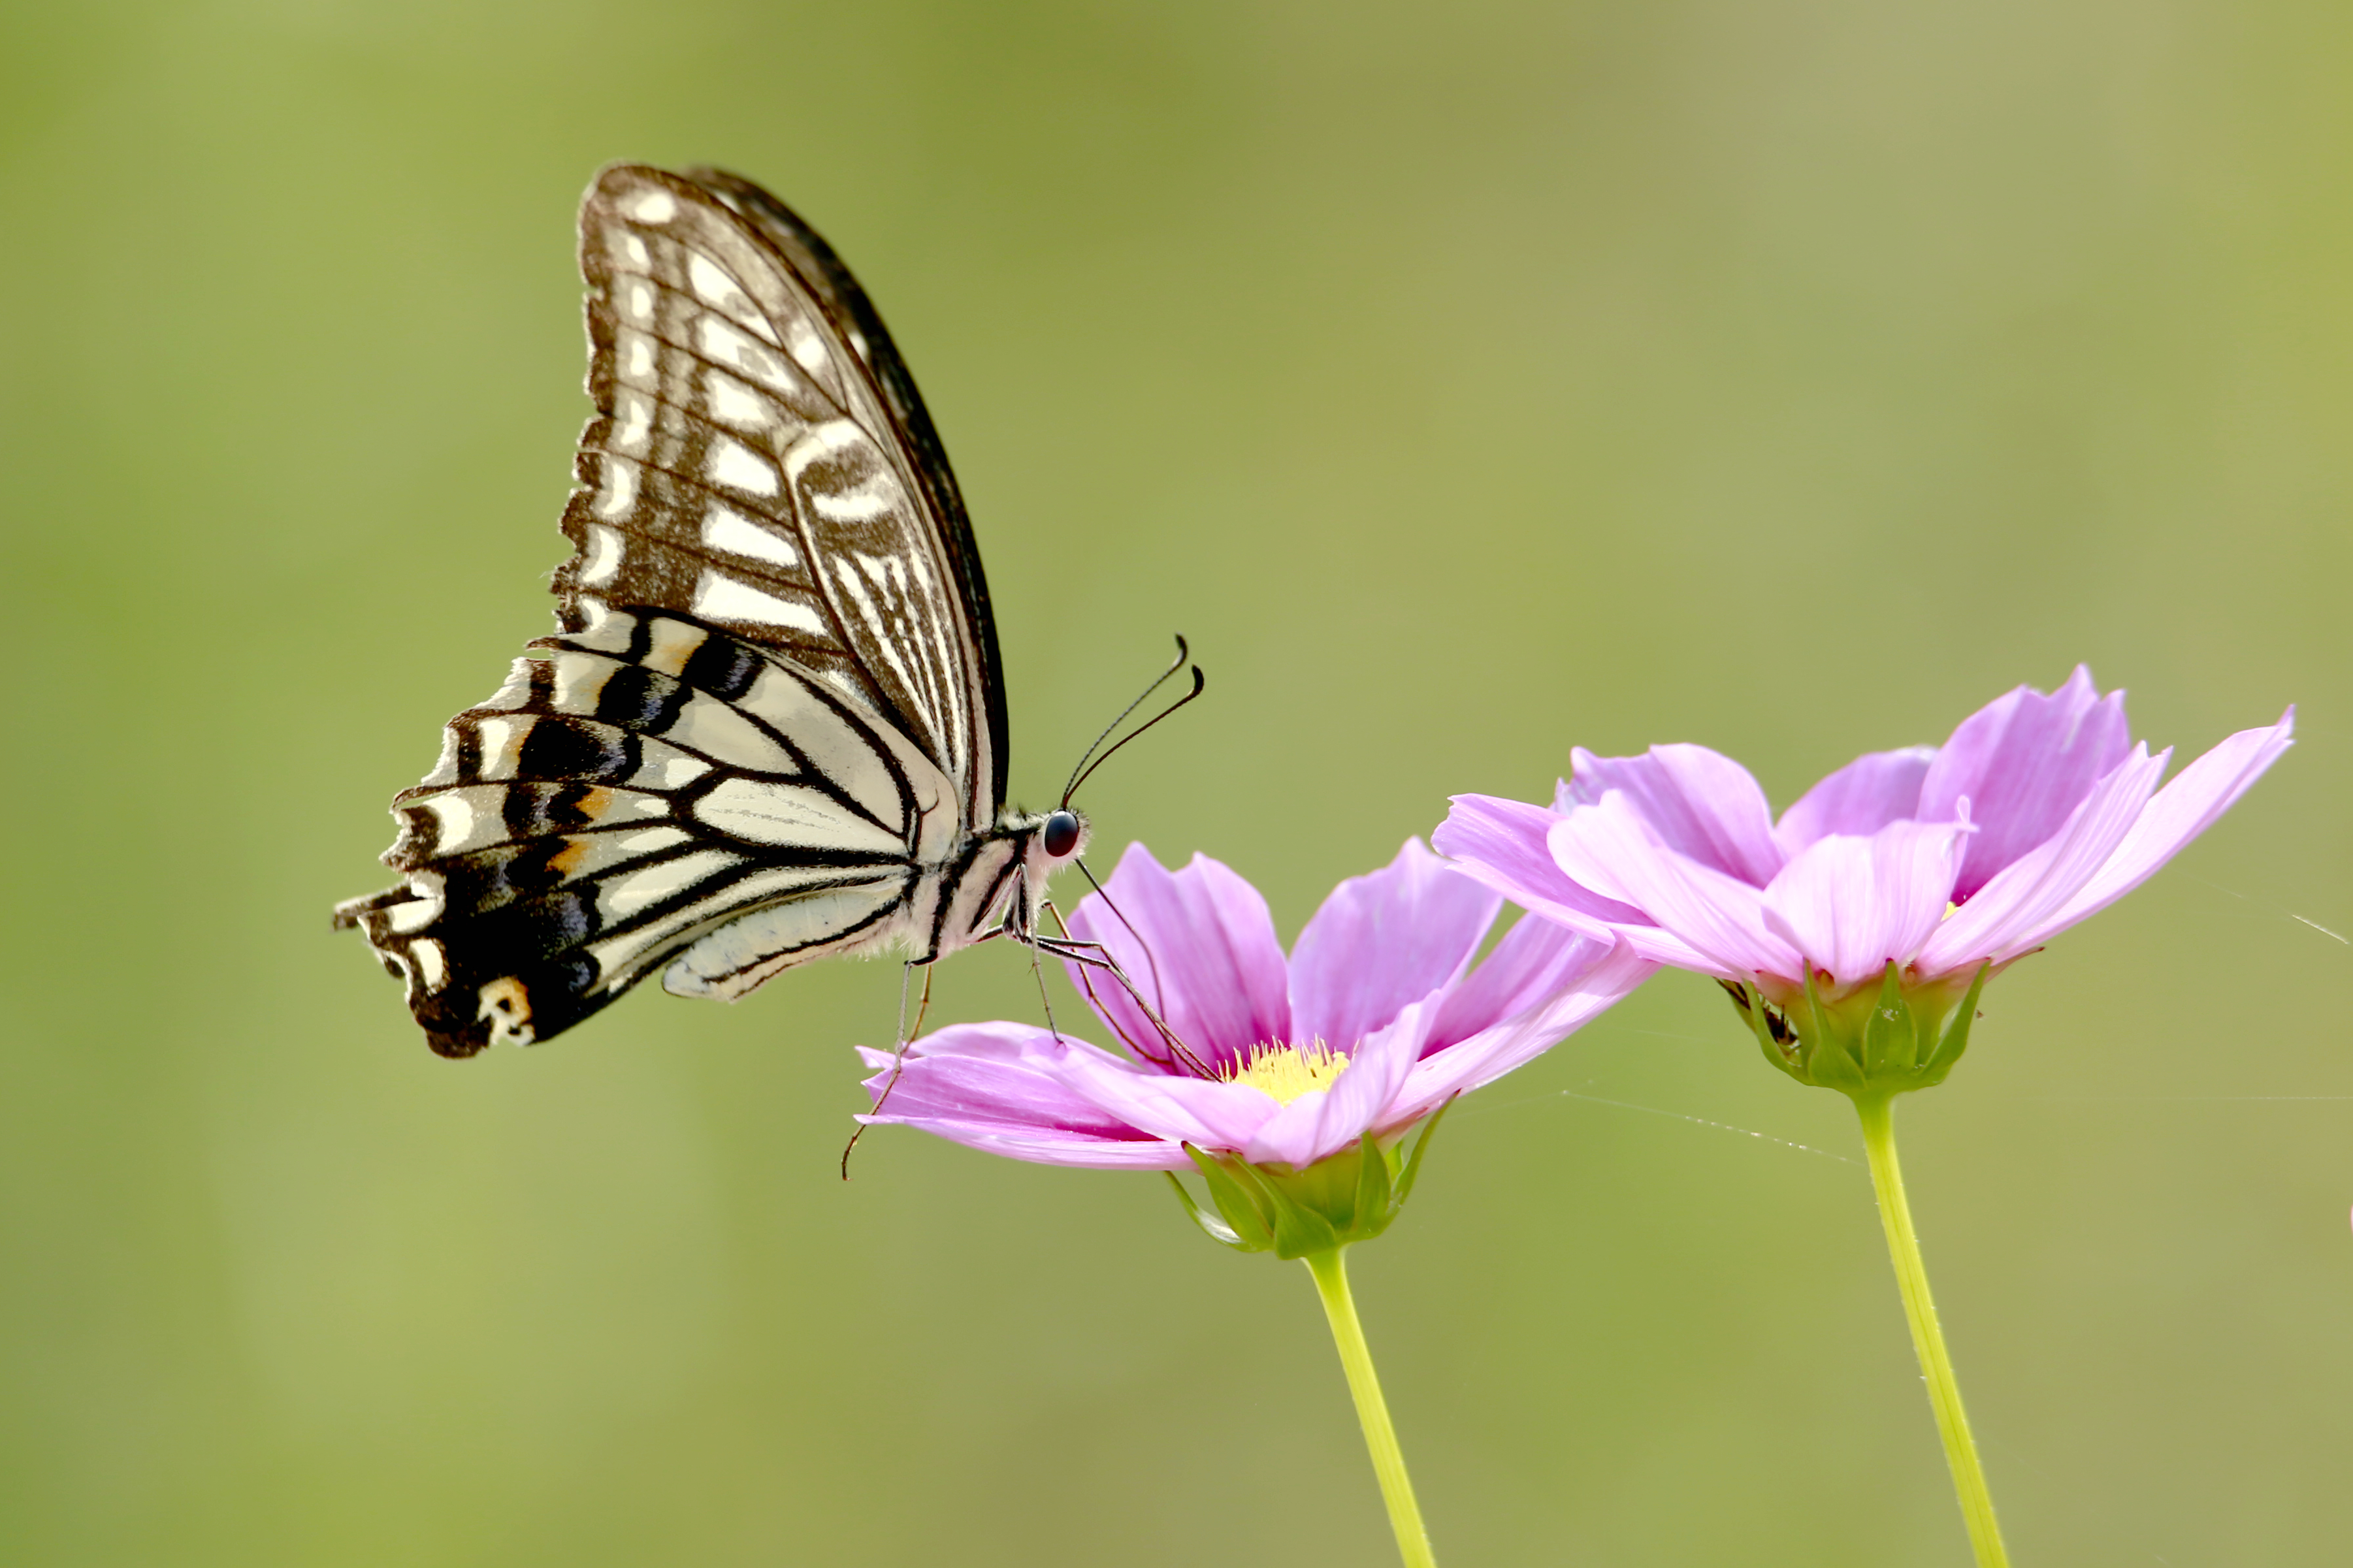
1041,808,1085,861
1010,805,1090,876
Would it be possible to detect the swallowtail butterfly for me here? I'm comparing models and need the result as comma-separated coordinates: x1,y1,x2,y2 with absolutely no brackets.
336,164,1112,1058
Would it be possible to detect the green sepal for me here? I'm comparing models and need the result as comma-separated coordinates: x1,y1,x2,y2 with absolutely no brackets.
1163,1170,1248,1249
1719,958,1996,1104
1168,1112,1453,1261
1351,1132,1393,1234
1725,978,1804,1080
1182,1144,1275,1253
1919,961,1991,1082
1231,1157,1346,1258
1860,961,1919,1077
1390,1094,1454,1210
1801,965,1867,1093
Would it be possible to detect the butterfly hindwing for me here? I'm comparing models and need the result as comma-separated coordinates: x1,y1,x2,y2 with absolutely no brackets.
339,609,962,1057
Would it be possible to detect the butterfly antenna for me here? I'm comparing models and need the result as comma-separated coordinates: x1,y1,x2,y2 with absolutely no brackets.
1062,663,1205,808
1060,636,1195,807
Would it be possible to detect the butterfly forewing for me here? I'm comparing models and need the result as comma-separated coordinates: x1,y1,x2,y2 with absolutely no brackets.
338,167,1024,1057
559,166,990,814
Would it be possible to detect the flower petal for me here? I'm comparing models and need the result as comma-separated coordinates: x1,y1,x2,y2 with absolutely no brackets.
2021,710,2296,949
1390,938,1655,1125
1240,995,1435,1168
1062,842,1291,1071
1772,746,1936,856
1759,817,1973,989
1050,1044,1288,1153
1425,911,1624,1051
1918,666,2134,899
854,1023,1189,1169
1434,793,1651,937
1559,744,1784,886
1549,792,1802,979
1917,744,2167,970
1290,838,1499,1052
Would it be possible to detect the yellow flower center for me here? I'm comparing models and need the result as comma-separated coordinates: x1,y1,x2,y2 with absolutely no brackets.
1224,1040,1352,1106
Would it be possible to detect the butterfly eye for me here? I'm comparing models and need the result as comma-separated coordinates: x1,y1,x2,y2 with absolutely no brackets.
1042,809,1082,859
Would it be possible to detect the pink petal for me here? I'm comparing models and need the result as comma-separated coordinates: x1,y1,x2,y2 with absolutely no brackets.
2028,710,2296,946
1916,744,2167,970
886,1123,1192,1170
1062,842,1291,1072
1425,912,1622,1051
1918,666,2135,899
1434,793,1650,937
1290,839,1500,1053
1559,744,1785,886
855,1023,1182,1168
1548,793,1801,980
1050,1040,1288,1153
1759,817,1973,989
1390,939,1656,1125
1772,747,1936,856
1240,996,1435,1168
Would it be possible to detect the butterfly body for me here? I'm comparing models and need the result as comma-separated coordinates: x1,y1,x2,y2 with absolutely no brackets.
336,165,1081,1057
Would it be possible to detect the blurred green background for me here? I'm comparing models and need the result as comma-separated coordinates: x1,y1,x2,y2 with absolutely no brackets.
2,1,2346,1563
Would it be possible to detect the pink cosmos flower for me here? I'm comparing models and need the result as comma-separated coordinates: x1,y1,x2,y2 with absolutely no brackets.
856,839,1653,1172
1435,668,2293,1011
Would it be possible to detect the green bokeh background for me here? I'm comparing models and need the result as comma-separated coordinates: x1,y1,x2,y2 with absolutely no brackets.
3,2,2346,1563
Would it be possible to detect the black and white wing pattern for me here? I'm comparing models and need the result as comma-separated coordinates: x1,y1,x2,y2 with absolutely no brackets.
336,165,1038,1058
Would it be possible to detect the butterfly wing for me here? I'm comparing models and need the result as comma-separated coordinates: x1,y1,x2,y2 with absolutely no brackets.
557,164,999,814
338,166,1006,1056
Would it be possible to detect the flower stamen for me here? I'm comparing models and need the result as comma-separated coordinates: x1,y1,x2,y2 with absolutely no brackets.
1225,1039,1352,1106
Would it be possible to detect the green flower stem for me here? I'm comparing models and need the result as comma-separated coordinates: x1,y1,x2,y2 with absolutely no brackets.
1304,1248,1436,1568
1853,1093,2011,1568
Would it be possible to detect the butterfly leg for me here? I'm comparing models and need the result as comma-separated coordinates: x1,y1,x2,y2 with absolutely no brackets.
841,959,938,1180
1024,938,1065,1045
1030,901,1210,1077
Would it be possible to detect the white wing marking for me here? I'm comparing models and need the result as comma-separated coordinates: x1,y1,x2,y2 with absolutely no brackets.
418,793,481,854
700,504,799,568
594,456,639,519
663,692,800,774
708,436,779,496
641,616,707,677
687,251,781,345
785,317,829,374
550,651,617,712
625,188,677,223
601,849,743,919
807,484,894,522
663,879,911,998
693,777,904,854
388,897,440,935
702,370,772,430
738,665,906,828
695,315,800,394
613,389,653,451
691,571,828,635
579,524,623,587
472,716,527,780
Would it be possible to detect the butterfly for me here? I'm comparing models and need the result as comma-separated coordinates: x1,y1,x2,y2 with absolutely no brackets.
335,164,1185,1058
